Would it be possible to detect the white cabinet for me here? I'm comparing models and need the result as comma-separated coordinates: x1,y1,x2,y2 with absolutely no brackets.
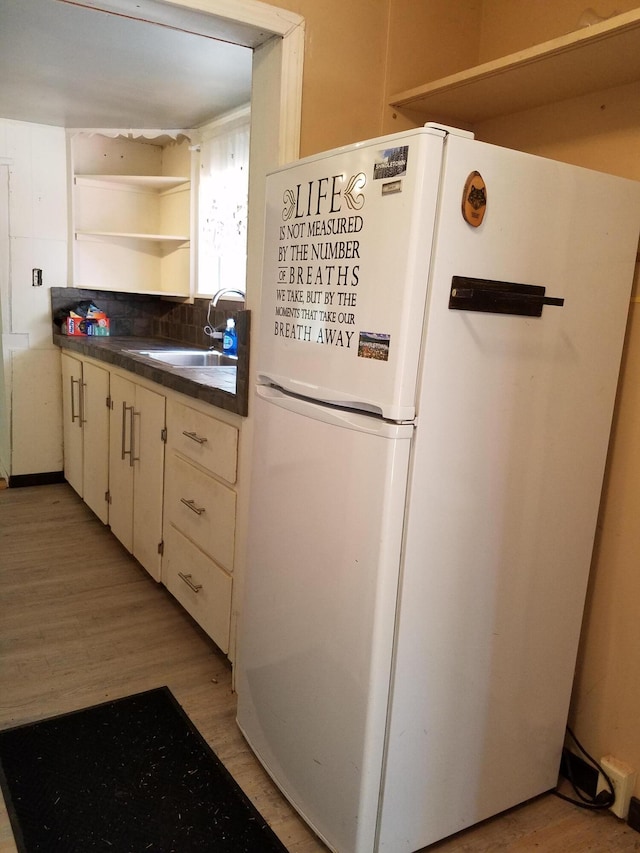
60,349,241,654
108,373,166,580
69,132,193,295
162,398,239,653
61,352,110,523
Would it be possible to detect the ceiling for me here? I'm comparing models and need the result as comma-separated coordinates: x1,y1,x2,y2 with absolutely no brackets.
0,0,253,129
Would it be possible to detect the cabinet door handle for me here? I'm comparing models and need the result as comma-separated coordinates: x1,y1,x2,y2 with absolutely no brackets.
130,408,139,467
121,402,128,460
182,430,208,444
178,572,203,593
180,497,206,515
79,381,86,425
70,376,81,425
122,402,134,461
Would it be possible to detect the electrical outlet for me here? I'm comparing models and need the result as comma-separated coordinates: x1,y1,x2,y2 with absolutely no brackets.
597,755,637,819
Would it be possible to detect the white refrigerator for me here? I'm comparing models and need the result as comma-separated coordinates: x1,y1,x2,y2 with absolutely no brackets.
235,124,640,853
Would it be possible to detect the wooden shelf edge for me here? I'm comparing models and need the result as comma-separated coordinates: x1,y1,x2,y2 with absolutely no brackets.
75,174,190,192
72,282,191,298
389,8,640,122
75,231,190,242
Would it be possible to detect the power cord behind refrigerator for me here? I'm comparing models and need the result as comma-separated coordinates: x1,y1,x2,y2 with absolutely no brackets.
555,727,615,810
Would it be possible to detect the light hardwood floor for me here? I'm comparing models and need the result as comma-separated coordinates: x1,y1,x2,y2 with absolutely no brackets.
1,483,638,853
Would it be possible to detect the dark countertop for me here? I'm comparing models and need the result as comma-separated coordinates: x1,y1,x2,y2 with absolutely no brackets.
54,333,249,417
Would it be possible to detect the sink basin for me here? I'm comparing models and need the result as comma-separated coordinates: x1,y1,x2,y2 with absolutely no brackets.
126,349,237,368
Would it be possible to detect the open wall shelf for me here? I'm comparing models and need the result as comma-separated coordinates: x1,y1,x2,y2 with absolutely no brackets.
70,133,193,296
389,9,640,125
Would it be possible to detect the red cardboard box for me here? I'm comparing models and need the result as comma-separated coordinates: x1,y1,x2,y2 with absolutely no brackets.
64,316,110,336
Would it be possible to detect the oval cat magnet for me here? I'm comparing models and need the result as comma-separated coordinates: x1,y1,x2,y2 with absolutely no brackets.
462,171,487,227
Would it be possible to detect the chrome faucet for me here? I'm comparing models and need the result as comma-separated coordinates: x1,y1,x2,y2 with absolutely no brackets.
210,288,246,307
205,289,246,345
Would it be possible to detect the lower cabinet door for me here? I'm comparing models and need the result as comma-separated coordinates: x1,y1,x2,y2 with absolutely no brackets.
132,384,165,581
108,373,135,552
82,361,110,524
61,353,84,496
108,374,165,581
163,524,232,653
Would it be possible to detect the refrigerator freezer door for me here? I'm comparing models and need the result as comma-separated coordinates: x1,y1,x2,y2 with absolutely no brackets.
236,387,413,853
257,127,446,421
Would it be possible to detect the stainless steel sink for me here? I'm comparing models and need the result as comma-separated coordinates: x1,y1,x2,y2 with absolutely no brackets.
126,349,237,368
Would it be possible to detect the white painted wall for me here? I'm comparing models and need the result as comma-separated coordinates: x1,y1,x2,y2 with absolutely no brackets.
0,120,67,477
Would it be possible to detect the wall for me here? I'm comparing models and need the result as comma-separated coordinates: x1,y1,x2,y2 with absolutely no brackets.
383,0,483,133
0,120,67,478
262,0,391,155
478,0,640,60
383,0,640,800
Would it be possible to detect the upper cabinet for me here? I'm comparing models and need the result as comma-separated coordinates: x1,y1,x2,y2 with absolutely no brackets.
69,131,195,296
389,9,640,126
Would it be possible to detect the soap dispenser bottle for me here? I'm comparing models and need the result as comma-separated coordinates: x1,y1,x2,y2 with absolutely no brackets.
222,318,237,356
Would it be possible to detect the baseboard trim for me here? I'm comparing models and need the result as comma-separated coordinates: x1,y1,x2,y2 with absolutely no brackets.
8,471,66,488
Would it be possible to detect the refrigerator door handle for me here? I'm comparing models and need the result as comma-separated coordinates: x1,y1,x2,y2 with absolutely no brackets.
449,276,564,317
255,384,414,439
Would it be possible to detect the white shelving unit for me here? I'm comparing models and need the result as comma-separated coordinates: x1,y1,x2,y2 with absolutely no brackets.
389,8,640,125
69,133,194,296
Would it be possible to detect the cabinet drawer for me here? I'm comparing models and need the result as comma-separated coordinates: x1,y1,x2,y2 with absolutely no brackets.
167,399,238,484
163,524,232,653
164,453,236,571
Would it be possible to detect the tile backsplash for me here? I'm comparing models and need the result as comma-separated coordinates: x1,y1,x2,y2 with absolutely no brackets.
50,288,245,348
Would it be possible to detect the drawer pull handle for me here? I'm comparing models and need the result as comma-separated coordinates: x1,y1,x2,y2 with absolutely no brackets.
180,497,206,515
182,430,208,444
178,572,203,593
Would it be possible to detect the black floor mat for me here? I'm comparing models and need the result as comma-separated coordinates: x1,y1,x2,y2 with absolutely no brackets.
0,687,288,852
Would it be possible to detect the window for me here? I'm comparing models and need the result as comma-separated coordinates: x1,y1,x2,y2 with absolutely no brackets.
197,105,250,296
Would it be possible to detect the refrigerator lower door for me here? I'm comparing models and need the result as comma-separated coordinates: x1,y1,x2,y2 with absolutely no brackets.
236,385,413,853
